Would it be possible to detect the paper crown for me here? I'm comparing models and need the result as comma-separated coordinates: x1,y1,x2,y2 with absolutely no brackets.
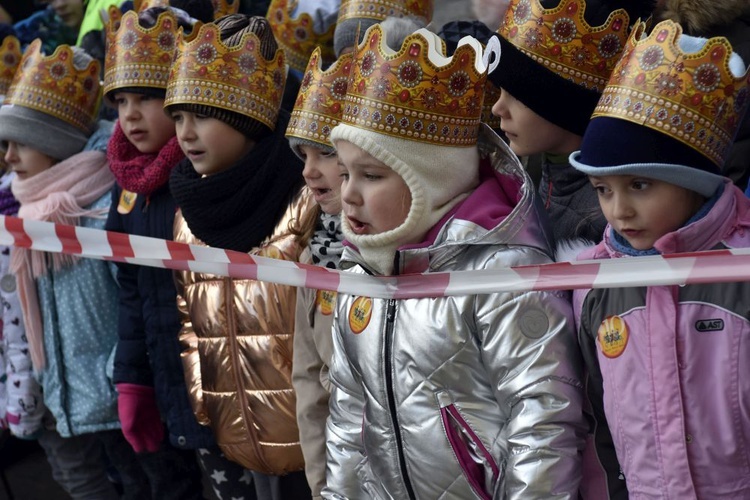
0,36,21,98
104,9,181,96
212,0,239,18
498,0,634,93
6,39,101,132
338,0,433,24
287,49,352,147
482,81,501,129
268,0,336,72
164,22,287,129
594,20,750,167
340,24,488,146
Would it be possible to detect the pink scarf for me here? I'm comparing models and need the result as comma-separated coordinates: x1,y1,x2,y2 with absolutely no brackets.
10,151,115,371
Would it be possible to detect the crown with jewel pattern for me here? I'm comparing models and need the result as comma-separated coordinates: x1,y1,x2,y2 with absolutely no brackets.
482,80,501,129
212,0,239,18
287,49,352,146
0,36,21,98
594,20,750,167
104,9,181,97
338,0,433,24
267,0,336,72
5,39,101,133
164,22,287,129
340,24,488,146
498,0,634,93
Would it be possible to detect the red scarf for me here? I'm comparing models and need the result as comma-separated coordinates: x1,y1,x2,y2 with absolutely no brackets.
107,121,184,195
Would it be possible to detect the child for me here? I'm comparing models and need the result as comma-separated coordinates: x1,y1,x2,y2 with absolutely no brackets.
0,41,149,499
323,24,586,499
102,5,215,499
165,14,313,500
570,21,750,499
488,0,654,244
0,33,46,442
285,48,349,499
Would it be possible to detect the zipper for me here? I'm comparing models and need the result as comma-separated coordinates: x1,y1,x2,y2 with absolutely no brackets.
224,277,266,468
383,298,416,500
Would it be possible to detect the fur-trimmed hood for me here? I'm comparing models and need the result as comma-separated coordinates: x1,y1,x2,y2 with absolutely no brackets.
659,0,750,34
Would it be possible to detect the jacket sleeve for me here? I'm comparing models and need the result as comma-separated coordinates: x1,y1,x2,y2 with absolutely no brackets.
476,256,586,499
321,306,367,500
293,286,332,498
175,268,208,426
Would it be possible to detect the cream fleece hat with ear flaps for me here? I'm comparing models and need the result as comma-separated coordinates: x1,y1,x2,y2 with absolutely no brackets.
330,126,480,275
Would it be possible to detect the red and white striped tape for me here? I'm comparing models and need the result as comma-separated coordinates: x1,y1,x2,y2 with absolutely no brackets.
1,215,749,299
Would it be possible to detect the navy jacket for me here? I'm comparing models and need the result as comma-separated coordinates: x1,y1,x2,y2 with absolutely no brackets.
105,184,215,450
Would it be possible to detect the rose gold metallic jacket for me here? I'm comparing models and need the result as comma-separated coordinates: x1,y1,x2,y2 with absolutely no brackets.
174,187,314,474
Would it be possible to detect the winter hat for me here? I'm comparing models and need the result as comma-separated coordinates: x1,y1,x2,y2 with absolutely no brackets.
0,42,101,160
330,24,493,274
489,0,655,136
164,15,286,139
569,20,750,197
333,0,433,57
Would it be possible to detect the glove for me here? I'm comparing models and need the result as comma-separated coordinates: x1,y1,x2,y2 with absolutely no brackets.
116,383,164,453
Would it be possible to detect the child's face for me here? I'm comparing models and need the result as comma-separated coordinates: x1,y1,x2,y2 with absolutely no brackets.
336,141,411,236
3,141,56,180
299,144,342,215
114,92,175,154
491,89,581,156
171,110,254,176
50,0,84,29
590,175,706,250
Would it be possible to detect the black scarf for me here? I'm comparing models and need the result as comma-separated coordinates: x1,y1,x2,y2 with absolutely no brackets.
169,112,304,252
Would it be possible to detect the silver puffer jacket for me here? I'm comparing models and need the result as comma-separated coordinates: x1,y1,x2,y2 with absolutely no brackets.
323,127,586,500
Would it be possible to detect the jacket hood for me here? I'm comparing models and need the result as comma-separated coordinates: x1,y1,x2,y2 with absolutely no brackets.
342,125,555,274
659,0,750,34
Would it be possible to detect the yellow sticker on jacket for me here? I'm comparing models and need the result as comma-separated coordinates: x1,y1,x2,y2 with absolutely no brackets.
597,315,629,358
117,189,137,214
316,290,337,316
348,296,372,334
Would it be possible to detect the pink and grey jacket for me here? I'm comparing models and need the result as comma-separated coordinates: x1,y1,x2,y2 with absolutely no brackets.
574,180,750,499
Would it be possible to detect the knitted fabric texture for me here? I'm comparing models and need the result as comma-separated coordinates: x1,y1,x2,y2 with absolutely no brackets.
0,106,93,160
330,123,479,275
309,212,344,269
108,120,184,195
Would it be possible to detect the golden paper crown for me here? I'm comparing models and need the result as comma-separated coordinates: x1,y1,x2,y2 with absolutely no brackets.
0,36,21,98
212,0,239,18
482,80,501,129
499,0,634,92
594,20,750,167
164,22,287,129
6,39,101,132
104,9,181,96
287,49,352,146
338,0,433,24
341,24,487,146
268,0,336,72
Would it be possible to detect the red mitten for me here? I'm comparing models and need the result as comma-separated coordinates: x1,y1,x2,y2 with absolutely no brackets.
116,383,164,453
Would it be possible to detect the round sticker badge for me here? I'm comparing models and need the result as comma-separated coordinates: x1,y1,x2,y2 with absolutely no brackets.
597,315,629,358
348,296,372,334
316,290,337,316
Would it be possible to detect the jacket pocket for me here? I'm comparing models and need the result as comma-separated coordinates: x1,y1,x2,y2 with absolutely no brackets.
437,391,500,500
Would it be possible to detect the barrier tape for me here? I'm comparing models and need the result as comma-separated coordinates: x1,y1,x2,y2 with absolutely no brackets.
1,215,749,299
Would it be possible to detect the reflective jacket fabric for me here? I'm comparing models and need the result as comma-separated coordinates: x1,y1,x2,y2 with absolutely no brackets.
174,187,314,474
323,128,587,500
575,181,750,499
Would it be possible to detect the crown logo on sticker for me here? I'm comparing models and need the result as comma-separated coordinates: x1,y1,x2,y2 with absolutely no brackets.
0,36,21,98
341,24,488,146
6,40,101,133
338,0,433,24
499,0,635,92
287,49,352,147
268,0,336,72
104,9,182,97
164,22,287,130
594,20,750,167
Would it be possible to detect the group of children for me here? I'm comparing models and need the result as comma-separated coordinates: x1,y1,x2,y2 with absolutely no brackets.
0,0,748,498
